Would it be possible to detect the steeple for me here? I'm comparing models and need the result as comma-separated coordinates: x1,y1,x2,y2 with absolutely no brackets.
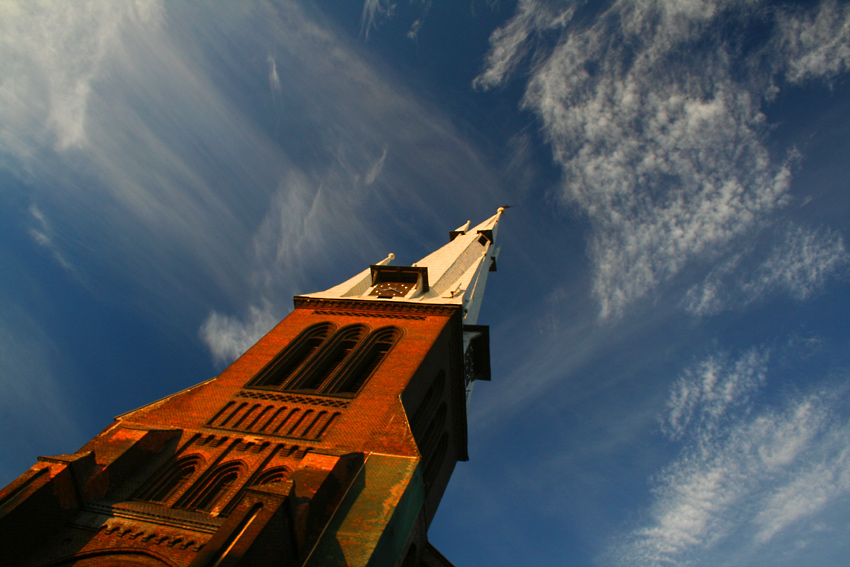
301,207,505,405
301,207,504,326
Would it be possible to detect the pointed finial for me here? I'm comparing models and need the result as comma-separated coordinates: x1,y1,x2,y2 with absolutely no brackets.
376,252,395,266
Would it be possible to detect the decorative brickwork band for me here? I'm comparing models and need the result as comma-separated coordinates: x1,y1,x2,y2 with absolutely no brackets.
207,401,340,441
294,296,459,316
312,310,427,320
237,390,350,409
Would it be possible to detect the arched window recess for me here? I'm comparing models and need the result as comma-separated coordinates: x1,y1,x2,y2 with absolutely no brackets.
249,323,335,388
137,455,202,504
252,466,290,487
175,461,244,514
325,326,402,396
285,325,368,393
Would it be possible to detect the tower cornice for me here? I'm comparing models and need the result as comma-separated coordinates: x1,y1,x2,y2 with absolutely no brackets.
293,297,462,318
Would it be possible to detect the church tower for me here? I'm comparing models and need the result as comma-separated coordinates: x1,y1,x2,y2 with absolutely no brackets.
0,209,505,567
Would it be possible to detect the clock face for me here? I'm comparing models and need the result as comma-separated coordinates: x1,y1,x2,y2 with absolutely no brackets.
370,281,415,298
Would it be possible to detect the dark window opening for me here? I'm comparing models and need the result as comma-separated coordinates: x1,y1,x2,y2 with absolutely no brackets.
420,402,447,460
412,371,445,438
139,456,200,504
253,467,289,487
330,327,400,396
291,331,361,392
176,463,242,513
424,433,448,487
250,323,334,388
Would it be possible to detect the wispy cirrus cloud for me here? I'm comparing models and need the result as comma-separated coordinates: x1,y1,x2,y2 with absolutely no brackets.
0,300,82,482
476,0,850,318
27,204,77,275
189,3,504,362
778,0,850,84
359,0,436,41
0,0,163,158
267,53,282,97
611,348,850,566
360,0,396,40
662,349,769,442
751,225,849,300
685,223,849,316
0,1,502,364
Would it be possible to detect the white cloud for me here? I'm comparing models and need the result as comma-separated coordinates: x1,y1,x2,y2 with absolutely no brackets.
685,224,848,315
199,151,396,362
406,0,432,41
612,349,850,566
0,0,163,158
364,146,388,186
754,434,850,543
476,0,850,318
0,1,502,362
472,0,574,91
27,204,76,273
778,0,850,83
747,224,849,300
267,53,282,96
360,0,396,40
200,300,279,365
662,349,768,441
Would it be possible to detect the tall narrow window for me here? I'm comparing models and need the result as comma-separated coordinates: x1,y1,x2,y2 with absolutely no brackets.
286,325,367,393
412,371,445,439
138,456,201,504
176,462,243,513
420,402,447,460
250,323,334,388
330,327,400,396
424,433,448,487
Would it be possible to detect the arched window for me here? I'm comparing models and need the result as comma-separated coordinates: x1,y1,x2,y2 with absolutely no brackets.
286,325,367,393
411,371,445,439
176,462,243,513
424,433,448,487
250,323,334,388
138,456,201,504
329,327,401,396
252,466,290,487
420,402,447,460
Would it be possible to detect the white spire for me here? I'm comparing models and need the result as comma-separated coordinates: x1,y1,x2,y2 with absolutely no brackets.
301,208,504,323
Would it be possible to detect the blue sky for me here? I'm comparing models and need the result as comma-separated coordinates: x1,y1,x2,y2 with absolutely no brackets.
2,1,850,565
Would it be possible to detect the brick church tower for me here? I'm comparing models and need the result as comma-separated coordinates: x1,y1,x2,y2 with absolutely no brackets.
0,209,505,567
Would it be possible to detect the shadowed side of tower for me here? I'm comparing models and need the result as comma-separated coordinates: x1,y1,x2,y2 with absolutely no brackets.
0,209,505,567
